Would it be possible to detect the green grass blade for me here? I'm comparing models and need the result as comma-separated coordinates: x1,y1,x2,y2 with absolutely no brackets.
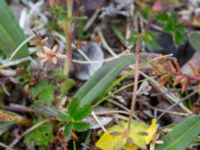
75,55,135,107
155,115,200,150
0,0,29,59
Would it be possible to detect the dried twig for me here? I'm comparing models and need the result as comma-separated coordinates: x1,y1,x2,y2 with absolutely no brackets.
98,29,118,57
0,142,13,150
91,111,107,132
157,91,196,120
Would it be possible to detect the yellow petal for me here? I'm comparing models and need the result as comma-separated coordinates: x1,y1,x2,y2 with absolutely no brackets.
125,143,138,150
95,132,126,150
145,118,157,144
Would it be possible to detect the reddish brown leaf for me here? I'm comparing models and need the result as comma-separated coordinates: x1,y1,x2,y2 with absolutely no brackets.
181,79,189,94
152,0,163,12
49,0,55,8
173,75,184,86
189,62,200,77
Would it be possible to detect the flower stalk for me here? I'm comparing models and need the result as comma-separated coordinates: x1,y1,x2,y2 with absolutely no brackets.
63,0,74,76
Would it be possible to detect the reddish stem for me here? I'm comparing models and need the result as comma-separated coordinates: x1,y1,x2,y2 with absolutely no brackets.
127,16,154,130
128,39,142,130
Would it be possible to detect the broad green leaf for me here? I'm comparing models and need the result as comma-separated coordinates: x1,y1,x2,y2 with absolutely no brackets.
164,22,176,32
163,12,178,32
129,32,141,48
156,11,185,46
25,120,53,145
75,55,135,107
58,112,71,121
156,12,169,24
72,121,90,132
144,32,161,50
188,32,200,52
72,105,92,121
31,80,55,104
141,7,152,19
38,88,54,103
155,115,200,150
0,0,28,59
173,29,185,46
68,97,80,116
169,12,178,27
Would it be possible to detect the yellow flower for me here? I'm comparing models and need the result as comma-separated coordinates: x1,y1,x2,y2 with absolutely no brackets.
95,119,157,150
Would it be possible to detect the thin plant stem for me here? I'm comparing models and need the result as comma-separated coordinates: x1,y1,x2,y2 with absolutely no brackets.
157,91,196,120
9,34,35,60
128,39,142,130
0,142,13,150
127,15,155,130
91,111,107,132
73,141,77,150
63,0,73,75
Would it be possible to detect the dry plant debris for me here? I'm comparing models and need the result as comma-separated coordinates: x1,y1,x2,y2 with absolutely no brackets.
0,0,200,150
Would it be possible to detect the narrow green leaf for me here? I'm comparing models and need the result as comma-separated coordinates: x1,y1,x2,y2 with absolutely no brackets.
68,97,80,116
111,25,126,46
0,0,28,59
188,32,200,52
94,70,133,106
75,55,135,107
0,121,15,129
155,115,200,150
72,105,92,121
73,121,90,132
